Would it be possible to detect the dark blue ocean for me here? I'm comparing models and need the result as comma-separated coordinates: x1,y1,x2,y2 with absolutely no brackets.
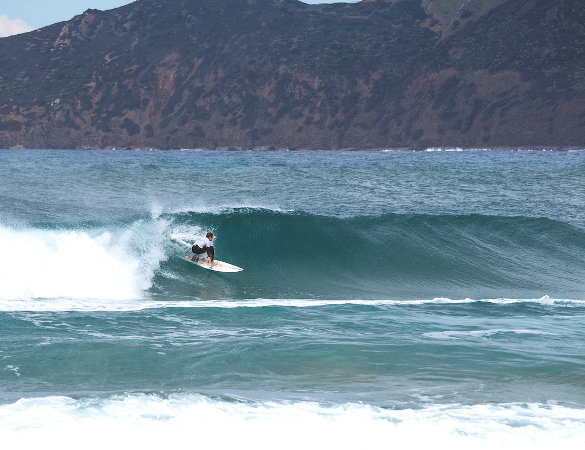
1,149,584,448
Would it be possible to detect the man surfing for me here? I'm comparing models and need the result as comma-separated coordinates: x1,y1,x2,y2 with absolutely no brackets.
189,232,218,267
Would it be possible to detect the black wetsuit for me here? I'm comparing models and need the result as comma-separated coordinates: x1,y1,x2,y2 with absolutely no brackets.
192,243,214,261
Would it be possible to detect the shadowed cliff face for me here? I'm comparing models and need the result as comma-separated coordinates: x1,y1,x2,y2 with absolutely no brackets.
0,0,584,149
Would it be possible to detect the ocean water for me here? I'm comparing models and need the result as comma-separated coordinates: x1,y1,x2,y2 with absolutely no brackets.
0,149,584,448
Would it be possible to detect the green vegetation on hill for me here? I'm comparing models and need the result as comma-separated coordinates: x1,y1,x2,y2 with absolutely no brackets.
0,0,583,149
449,0,585,83
428,0,508,32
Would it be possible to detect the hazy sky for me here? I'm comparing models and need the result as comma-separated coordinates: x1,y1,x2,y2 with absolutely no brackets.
0,0,360,37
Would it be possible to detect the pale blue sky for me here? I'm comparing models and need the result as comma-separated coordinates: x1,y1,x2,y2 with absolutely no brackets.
0,0,133,29
0,0,360,35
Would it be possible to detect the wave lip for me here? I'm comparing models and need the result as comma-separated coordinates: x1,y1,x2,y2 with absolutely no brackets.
1,394,584,449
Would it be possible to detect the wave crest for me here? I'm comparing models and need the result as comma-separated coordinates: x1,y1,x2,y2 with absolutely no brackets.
3,210,585,302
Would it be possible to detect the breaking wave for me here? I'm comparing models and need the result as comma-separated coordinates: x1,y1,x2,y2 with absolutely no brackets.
2,209,585,302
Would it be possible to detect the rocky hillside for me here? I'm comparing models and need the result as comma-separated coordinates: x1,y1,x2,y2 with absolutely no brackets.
0,0,584,149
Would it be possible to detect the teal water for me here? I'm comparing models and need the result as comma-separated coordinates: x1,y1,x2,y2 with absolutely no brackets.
1,149,584,446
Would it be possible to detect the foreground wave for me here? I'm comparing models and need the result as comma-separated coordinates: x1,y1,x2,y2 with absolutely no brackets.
2,209,585,301
1,394,584,449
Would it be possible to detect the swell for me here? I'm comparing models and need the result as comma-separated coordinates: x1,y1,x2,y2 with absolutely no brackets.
2,209,585,302
156,209,585,300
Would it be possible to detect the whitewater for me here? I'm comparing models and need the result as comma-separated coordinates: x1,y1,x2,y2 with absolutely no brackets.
1,149,584,448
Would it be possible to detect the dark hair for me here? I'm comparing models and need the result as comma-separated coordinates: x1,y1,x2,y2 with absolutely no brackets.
206,232,214,238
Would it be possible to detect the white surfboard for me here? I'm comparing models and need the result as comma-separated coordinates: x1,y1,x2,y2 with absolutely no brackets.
173,238,243,272
185,256,243,272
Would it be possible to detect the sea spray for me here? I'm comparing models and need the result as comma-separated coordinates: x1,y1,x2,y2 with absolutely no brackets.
0,219,169,301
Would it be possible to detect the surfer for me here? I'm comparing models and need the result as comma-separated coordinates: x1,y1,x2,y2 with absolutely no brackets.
189,232,217,267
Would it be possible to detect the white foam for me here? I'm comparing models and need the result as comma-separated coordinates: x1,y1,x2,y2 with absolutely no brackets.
0,220,169,302
1,296,584,313
0,395,584,450
424,147,466,152
150,296,585,311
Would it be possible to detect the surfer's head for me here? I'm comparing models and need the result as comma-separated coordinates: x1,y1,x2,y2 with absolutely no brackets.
206,232,214,241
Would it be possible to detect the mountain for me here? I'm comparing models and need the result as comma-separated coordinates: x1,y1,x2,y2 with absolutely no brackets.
0,0,584,150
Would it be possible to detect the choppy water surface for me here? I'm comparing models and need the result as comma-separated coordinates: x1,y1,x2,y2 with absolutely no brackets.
1,149,584,448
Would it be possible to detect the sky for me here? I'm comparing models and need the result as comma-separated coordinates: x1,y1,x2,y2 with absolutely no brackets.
0,0,360,38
